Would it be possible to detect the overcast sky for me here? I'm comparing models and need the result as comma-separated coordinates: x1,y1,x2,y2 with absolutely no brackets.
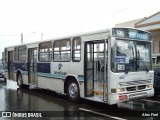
0,0,160,58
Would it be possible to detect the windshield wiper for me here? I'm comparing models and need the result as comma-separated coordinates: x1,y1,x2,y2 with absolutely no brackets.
125,57,136,74
125,46,136,74
137,50,149,72
125,44,136,74
138,58,149,72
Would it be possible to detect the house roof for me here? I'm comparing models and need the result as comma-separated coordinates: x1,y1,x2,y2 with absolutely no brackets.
135,11,160,31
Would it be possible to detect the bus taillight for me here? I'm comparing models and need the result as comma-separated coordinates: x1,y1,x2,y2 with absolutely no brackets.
119,95,128,100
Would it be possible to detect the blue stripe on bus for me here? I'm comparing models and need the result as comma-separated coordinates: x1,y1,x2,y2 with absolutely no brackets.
5,69,84,81
22,71,28,75
37,72,84,81
37,72,65,79
77,76,84,81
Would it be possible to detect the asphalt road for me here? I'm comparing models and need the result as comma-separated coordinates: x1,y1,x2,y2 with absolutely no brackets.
0,79,160,120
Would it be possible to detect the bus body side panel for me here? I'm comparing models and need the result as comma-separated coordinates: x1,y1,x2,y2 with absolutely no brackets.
23,74,29,85
52,61,83,94
37,61,84,94
38,77,64,93
37,62,64,93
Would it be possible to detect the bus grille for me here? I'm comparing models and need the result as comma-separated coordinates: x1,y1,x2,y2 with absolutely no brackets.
126,85,146,91
119,80,151,86
126,86,136,91
138,85,146,90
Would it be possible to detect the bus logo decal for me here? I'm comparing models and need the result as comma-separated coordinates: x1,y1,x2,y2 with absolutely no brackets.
58,63,62,70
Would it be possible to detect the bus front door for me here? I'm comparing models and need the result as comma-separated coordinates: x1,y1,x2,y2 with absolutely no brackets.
8,51,14,80
84,40,108,101
28,48,37,86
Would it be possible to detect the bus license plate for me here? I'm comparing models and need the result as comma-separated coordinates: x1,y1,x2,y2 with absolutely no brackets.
129,92,147,100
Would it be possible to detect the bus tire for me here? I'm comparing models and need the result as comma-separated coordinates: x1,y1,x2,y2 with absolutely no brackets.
17,73,23,88
67,79,80,102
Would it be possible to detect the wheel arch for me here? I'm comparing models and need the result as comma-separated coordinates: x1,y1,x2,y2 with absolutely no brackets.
64,75,80,94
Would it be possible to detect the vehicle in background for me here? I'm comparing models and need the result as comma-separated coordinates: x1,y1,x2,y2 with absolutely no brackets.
153,67,160,96
152,54,160,67
0,63,6,83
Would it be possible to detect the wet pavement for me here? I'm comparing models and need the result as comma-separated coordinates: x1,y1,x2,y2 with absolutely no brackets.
0,79,160,120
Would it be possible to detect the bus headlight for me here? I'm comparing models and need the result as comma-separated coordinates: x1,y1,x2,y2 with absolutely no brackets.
117,88,125,92
111,88,125,93
147,84,153,88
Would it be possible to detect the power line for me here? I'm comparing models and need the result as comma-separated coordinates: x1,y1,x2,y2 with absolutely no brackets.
0,34,18,36
0,35,20,44
110,1,139,16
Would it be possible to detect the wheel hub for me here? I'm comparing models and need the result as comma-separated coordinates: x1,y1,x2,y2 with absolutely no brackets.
69,83,78,98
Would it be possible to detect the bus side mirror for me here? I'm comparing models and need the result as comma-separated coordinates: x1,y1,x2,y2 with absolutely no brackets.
111,37,116,48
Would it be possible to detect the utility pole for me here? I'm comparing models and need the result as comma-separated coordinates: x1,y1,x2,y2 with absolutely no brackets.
21,33,23,44
41,33,43,40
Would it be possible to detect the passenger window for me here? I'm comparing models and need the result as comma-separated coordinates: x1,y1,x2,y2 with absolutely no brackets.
18,46,27,62
14,47,18,62
4,48,7,62
72,37,81,62
53,39,71,62
39,41,52,62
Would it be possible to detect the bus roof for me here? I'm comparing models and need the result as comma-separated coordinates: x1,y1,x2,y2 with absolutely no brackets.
5,28,112,49
4,27,151,49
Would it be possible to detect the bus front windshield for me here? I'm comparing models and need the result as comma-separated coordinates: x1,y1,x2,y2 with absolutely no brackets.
111,39,151,73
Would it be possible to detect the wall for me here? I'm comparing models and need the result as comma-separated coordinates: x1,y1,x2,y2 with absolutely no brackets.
152,31,160,54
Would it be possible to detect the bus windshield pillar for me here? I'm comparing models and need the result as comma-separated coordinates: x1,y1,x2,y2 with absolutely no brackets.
103,39,107,101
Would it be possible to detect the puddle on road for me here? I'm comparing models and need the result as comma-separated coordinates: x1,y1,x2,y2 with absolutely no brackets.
1,80,160,119
1,80,111,119
118,99,160,111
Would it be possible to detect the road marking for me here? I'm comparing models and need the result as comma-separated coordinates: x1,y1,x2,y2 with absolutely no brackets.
79,108,126,120
142,99,160,104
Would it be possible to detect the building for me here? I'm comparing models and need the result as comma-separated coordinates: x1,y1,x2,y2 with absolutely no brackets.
115,18,144,28
115,11,160,54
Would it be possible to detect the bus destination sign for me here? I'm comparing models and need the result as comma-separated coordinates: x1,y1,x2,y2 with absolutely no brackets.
112,28,152,41
128,30,149,40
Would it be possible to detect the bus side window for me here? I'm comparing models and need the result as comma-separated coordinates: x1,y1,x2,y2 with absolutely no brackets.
18,46,27,62
39,41,52,62
14,47,18,62
4,49,7,62
53,39,71,62
72,37,81,62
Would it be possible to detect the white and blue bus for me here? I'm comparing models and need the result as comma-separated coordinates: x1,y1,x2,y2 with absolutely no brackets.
4,27,154,105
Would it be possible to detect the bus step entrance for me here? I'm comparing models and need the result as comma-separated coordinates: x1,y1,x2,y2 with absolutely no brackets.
93,81,107,99
29,83,38,89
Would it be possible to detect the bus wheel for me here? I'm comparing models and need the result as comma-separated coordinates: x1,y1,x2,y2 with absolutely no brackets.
17,74,23,88
67,80,80,102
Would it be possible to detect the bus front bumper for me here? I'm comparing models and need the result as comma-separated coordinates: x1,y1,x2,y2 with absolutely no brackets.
108,88,154,105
